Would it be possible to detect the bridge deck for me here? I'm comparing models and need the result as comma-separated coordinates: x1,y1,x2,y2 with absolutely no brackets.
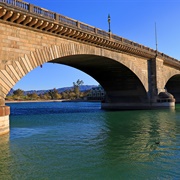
0,0,179,69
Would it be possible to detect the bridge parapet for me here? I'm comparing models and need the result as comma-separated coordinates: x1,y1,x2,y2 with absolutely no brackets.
0,0,29,10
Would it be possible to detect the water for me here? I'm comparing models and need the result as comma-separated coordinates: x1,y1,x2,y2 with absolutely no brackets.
1,102,180,179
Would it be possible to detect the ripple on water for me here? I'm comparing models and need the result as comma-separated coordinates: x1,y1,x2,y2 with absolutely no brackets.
3,102,180,179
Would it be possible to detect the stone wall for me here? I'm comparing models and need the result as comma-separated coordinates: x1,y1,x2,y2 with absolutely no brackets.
0,106,10,135
0,22,149,99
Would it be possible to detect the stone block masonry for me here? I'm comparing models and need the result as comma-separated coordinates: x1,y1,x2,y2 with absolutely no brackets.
0,106,10,135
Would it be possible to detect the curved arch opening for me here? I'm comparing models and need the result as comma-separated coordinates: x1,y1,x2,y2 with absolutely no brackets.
51,54,148,103
9,63,100,101
13,63,98,91
165,74,180,103
7,54,149,105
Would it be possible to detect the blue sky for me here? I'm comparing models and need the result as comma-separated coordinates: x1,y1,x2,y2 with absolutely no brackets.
13,0,180,90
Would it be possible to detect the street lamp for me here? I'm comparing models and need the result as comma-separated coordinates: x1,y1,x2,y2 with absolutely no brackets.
108,14,111,32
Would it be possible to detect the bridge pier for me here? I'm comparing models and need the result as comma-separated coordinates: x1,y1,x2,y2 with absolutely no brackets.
101,90,175,110
0,99,10,135
101,101,175,110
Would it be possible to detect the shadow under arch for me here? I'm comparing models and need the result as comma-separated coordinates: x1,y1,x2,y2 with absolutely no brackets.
165,74,180,103
51,54,149,103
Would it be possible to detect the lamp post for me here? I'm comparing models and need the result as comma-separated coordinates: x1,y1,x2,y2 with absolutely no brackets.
108,14,111,32
155,22,158,54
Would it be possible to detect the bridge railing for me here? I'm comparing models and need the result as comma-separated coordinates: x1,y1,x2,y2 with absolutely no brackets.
59,15,77,27
1,0,179,62
33,6,55,19
0,0,29,10
0,0,155,51
80,23,95,33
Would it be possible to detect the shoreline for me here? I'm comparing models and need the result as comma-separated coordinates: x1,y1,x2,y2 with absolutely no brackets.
5,99,101,104
5,100,64,104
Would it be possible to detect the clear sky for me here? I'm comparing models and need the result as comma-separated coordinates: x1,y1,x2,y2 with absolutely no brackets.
13,0,180,91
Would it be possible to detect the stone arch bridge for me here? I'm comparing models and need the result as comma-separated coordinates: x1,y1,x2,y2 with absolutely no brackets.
0,0,180,135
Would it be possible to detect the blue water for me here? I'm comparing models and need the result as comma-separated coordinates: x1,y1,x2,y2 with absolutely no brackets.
1,102,180,179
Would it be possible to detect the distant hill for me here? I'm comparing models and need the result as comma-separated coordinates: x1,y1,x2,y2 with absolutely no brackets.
8,85,97,96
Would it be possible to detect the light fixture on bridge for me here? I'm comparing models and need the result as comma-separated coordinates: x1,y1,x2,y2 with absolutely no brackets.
108,14,111,33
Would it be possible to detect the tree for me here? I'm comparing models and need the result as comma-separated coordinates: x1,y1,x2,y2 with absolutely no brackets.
13,89,24,100
39,94,44,100
48,88,61,100
42,93,51,100
56,93,62,99
69,91,76,99
13,89,24,97
26,92,39,100
31,93,39,100
73,79,84,87
61,91,69,99
73,79,84,99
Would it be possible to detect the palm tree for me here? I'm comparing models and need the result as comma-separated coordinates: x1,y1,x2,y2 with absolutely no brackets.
73,79,84,99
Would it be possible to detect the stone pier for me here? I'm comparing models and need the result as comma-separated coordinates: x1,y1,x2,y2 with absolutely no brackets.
0,99,10,135
101,101,175,110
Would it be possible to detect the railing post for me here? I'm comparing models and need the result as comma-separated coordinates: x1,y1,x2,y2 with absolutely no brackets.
94,28,97,34
77,21,80,29
29,4,34,13
13,0,16,6
55,13,59,22
109,32,112,39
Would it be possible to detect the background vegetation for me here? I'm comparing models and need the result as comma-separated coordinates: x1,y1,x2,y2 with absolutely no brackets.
6,80,90,101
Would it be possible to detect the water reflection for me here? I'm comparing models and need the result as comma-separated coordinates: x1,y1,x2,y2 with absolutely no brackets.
104,110,177,158
0,134,12,180
100,109,180,179
3,102,180,179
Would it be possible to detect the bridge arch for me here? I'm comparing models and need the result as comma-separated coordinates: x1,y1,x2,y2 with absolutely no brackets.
165,74,180,103
163,70,180,88
1,43,148,99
